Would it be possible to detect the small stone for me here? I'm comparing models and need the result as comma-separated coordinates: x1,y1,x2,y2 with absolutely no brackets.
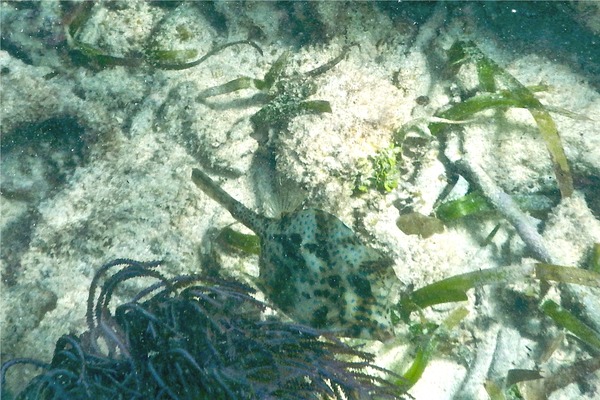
397,212,445,238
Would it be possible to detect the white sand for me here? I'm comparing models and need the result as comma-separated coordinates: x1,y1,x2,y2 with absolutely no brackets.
1,2,599,398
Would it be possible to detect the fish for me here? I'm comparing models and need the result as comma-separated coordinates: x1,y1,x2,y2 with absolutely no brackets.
192,168,399,340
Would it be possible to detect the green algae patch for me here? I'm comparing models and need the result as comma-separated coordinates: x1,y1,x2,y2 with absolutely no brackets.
355,145,401,194
216,227,261,256
436,191,493,221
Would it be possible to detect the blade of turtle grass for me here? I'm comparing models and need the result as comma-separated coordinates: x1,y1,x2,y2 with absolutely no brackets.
540,300,600,351
257,51,289,90
592,243,600,273
197,77,257,100
437,41,574,198
431,91,573,198
436,191,557,222
298,100,332,114
394,307,468,390
398,264,535,320
150,40,263,71
456,160,553,264
399,339,437,390
144,49,198,65
435,191,493,221
535,263,600,288
528,108,573,198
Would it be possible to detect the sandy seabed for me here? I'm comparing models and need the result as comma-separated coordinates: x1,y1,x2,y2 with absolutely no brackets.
1,2,600,399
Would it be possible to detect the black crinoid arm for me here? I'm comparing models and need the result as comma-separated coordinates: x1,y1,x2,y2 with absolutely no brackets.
2,259,406,400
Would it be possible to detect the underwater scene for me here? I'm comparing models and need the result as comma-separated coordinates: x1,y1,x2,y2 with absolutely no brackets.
1,2,599,399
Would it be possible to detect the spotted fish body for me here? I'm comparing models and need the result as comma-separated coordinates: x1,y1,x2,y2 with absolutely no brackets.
192,168,399,340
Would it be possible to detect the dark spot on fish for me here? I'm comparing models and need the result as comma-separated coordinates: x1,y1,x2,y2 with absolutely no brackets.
347,274,373,298
313,289,330,298
327,275,341,288
348,324,364,337
312,305,329,328
304,243,319,253
273,233,304,263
